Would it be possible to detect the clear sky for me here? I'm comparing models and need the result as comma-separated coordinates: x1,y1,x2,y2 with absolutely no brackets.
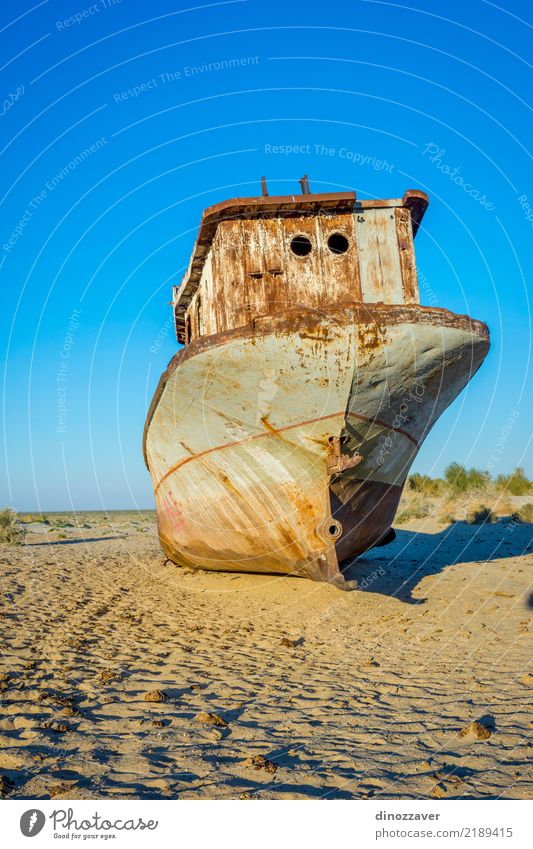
1,0,531,510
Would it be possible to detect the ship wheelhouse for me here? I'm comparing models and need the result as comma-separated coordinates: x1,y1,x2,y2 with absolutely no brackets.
172,181,429,346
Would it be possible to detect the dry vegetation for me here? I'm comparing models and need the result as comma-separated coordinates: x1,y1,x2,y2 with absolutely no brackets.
0,508,25,545
397,464,533,526
513,502,533,524
0,510,157,547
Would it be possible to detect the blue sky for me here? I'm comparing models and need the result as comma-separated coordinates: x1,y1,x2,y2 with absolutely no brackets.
1,0,531,510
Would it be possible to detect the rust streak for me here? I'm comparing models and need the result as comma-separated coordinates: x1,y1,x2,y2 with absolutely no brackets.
260,414,284,437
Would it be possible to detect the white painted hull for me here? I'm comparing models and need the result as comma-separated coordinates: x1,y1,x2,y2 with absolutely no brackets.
144,304,489,586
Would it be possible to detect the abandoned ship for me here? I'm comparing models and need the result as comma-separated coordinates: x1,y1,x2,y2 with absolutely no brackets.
143,177,490,588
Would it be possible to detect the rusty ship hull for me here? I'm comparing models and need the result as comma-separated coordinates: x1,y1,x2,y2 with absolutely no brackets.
144,185,489,587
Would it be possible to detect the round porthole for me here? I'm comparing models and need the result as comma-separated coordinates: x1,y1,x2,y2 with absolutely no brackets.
327,522,343,539
316,518,343,542
327,232,350,254
290,235,312,257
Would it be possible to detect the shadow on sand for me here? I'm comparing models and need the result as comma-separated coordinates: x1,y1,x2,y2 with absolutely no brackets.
26,536,126,546
342,519,533,604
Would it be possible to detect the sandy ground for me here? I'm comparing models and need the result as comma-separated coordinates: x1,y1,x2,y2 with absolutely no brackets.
0,511,532,800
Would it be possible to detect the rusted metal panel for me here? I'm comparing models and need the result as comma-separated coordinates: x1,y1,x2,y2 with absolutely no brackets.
174,189,430,341
317,212,361,303
257,217,288,313
196,253,214,336
280,215,323,309
357,208,404,304
395,206,419,303
330,477,401,563
241,218,275,319
209,221,247,333
402,189,429,237
173,190,360,332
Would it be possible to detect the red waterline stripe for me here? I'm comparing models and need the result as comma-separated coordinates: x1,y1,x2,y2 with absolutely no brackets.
346,410,418,447
153,409,418,494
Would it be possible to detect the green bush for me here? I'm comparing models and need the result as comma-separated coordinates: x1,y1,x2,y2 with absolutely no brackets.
496,467,532,496
408,473,444,496
466,468,490,490
444,462,469,492
444,463,489,493
0,508,25,545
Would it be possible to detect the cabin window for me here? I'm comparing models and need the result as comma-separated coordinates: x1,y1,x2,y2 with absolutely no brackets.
196,296,202,336
185,314,191,344
327,232,349,254
290,235,312,257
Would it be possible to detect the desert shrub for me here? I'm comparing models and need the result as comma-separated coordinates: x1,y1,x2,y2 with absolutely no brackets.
513,502,533,523
444,463,489,493
396,498,430,524
0,508,25,545
444,462,469,492
20,513,49,524
466,505,497,525
466,468,490,490
439,511,456,525
408,473,445,496
495,467,532,496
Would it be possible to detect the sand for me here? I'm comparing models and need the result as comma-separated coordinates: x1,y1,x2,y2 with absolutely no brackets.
0,511,532,800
